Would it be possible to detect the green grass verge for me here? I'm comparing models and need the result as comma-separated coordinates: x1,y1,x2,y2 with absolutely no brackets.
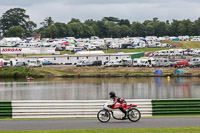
0,55,14,59
33,67,172,77
34,67,66,76
0,67,45,78
25,54,52,56
60,51,76,55
0,127,200,133
181,41,200,49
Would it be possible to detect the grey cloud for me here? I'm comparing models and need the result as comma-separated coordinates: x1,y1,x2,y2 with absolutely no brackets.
1,0,199,6
0,0,200,28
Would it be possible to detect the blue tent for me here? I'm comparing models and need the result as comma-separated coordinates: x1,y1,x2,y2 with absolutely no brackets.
154,70,163,75
175,69,187,75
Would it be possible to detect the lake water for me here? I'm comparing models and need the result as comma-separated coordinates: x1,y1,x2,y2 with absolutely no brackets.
0,77,200,100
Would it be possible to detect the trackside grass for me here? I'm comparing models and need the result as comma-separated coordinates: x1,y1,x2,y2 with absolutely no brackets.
0,127,200,133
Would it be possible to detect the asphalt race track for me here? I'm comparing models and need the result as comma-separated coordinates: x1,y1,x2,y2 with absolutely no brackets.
0,117,200,131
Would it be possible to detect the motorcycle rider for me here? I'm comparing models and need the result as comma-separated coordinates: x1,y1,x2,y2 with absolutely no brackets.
109,91,127,119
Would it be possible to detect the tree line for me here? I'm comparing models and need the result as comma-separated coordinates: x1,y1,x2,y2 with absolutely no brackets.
1,8,200,39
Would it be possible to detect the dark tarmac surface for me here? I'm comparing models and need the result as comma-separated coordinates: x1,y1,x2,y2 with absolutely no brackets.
0,117,200,131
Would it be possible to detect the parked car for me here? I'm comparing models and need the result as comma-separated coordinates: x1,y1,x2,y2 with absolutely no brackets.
104,61,114,67
88,60,102,66
16,62,27,67
42,60,52,65
112,59,123,67
174,61,189,67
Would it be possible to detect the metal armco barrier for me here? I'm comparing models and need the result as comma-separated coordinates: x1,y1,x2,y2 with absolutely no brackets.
152,99,200,116
1,99,200,119
0,101,12,119
12,100,152,118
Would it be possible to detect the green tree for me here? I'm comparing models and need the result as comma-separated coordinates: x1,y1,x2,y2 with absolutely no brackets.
145,24,155,36
118,19,131,27
66,23,84,38
0,8,36,36
5,26,25,38
104,21,117,38
68,18,81,24
143,20,155,36
170,19,180,36
54,22,67,37
41,25,58,38
120,25,130,37
96,21,109,38
25,21,37,37
131,22,146,37
82,24,95,38
84,19,96,26
194,18,200,35
40,17,54,27
178,19,192,36
156,22,168,37
112,25,121,38
102,17,119,23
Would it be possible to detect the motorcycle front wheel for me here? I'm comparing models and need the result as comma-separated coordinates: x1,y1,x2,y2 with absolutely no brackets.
127,108,141,122
97,109,110,123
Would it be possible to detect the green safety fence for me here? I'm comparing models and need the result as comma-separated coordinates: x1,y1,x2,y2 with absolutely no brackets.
131,53,144,59
0,101,12,118
152,99,200,116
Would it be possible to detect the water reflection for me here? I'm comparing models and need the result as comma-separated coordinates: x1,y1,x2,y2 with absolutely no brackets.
0,77,200,100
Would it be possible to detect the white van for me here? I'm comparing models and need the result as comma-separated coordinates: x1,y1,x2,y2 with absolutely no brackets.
76,59,90,67
27,60,42,67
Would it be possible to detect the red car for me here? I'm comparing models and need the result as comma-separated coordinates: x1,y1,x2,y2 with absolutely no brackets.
174,61,189,67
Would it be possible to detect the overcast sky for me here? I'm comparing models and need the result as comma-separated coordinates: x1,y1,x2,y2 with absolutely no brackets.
0,0,200,28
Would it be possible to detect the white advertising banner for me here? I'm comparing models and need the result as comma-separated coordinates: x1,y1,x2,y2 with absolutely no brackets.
0,47,56,54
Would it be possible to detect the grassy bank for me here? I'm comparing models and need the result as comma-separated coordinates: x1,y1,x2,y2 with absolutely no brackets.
0,55,14,59
33,66,200,78
0,67,45,78
0,127,200,133
162,41,200,49
1,67,200,78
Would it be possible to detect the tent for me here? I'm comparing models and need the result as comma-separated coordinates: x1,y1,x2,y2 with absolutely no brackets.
175,69,187,75
154,70,163,75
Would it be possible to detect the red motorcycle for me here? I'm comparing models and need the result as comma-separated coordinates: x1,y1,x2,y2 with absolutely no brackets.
97,100,141,123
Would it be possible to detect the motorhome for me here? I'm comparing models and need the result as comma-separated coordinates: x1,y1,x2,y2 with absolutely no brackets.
133,57,156,67
169,49,184,56
133,58,147,67
189,57,200,67
190,49,200,56
27,59,43,67
155,58,171,67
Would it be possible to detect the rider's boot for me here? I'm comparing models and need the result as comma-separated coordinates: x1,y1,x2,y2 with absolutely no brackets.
122,112,127,119
119,106,127,119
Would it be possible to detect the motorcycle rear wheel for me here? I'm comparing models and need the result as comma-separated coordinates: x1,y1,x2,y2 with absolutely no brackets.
127,108,141,122
97,109,110,123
